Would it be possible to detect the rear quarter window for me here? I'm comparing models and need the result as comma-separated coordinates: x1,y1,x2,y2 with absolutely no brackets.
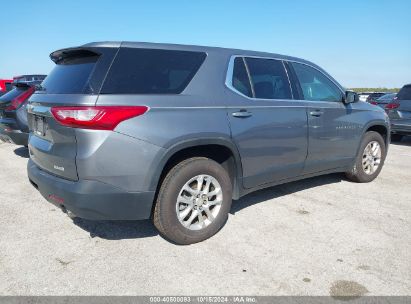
101,48,206,94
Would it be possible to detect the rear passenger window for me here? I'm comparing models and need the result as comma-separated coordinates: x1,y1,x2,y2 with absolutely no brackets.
232,57,252,97
291,62,343,102
101,48,206,94
245,57,292,99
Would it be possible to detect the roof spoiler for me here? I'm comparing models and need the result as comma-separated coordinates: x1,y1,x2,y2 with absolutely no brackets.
50,47,102,64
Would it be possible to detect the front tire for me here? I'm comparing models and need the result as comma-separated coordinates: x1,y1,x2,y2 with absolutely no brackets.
345,131,386,183
153,157,232,245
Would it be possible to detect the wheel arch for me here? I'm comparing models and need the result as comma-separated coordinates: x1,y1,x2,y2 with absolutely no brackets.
149,138,243,201
353,122,389,162
364,123,389,146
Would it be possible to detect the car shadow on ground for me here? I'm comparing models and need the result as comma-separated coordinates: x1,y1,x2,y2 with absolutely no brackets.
72,173,343,241
72,218,158,240
13,146,29,158
231,173,343,214
390,136,411,146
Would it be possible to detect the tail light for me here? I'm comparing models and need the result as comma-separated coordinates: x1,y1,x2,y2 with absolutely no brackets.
50,106,149,130
370,101,378,105
385,102,399,110
5,86,35,111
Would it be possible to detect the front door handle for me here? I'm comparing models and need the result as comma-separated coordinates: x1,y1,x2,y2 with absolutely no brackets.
232,110,252,118
309,109,324,117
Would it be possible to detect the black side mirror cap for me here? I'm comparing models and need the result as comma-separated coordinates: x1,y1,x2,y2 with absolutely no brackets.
344,90,359,104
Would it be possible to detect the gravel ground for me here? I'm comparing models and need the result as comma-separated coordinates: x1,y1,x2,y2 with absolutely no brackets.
0,139,410,296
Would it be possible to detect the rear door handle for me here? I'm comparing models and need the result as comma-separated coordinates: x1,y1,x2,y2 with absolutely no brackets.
232,110,252,118
309,109,324,117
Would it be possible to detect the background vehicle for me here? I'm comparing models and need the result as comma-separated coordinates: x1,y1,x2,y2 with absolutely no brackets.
0,77,45,146
13,75,46,83
0,79,13,96
27,42,389,244
365,92,386,104
358,92,373,102
386,84,411,141
370,93,397,108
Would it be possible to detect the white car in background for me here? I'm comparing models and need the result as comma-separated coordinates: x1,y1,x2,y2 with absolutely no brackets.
358,92,386,102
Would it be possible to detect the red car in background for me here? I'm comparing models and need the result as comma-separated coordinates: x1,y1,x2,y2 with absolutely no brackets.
0,79,13,96
0,75,46,146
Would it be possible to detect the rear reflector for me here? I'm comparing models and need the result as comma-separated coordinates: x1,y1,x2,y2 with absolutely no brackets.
385,103,399,110
48,194,64,204
51,106,149,130
5,86,35,111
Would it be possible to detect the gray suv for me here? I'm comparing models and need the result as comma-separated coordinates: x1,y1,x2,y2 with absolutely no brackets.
27,42,390,244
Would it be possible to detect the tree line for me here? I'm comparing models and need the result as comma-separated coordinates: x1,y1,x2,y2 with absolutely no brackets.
349,88,400,93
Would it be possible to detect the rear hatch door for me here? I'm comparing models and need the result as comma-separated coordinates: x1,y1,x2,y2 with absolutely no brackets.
28,46,118,180
390,85,411,125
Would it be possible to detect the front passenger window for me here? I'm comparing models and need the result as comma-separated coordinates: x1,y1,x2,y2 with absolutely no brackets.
291,62,343,102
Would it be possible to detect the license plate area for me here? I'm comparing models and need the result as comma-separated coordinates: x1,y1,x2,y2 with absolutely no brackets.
34,115,46,136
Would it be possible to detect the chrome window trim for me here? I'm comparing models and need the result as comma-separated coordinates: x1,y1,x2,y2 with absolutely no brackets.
225,56,253,99
225,55,345,101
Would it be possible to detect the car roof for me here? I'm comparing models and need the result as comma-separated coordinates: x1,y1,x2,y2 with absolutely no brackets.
51,41,345,92
80,41,320,69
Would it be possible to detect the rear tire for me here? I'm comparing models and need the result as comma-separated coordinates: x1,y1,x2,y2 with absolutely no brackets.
391,134,403,142
153,157,232,245
345,131,386,183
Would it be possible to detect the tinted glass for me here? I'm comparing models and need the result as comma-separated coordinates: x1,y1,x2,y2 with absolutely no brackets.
368,93,385,99
397,85,411,100
377,93,395,101
292,62,342,102
245,58,291,99
101,48,206,94
41,55,99,94
5,82,13,91
0,87,27,102
232,57,252,97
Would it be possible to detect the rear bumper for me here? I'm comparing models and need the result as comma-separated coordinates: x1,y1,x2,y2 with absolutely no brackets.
391,122,411,135
0,118,29,146
27,159,155,220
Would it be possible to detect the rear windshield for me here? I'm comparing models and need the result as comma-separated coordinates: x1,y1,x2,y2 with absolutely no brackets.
101,48,206,94
378,93,396,100
397,85,411,100
369,93,385,98
0,87,27,102
41,52,99,94
5,82,13,91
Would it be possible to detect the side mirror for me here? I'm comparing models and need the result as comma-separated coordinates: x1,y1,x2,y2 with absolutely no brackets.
344,90,359,104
